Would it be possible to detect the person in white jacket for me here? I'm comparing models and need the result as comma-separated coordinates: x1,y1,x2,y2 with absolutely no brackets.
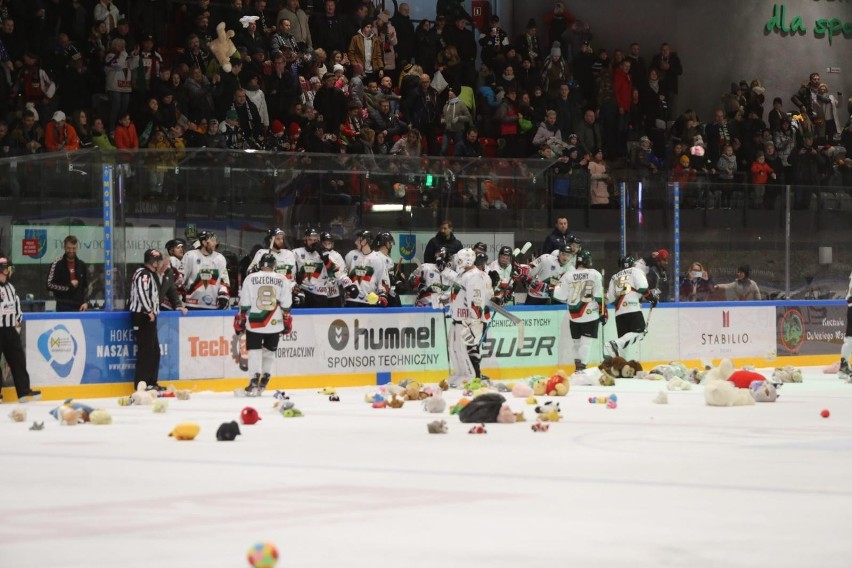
244,75,269,128
94,0,122,33
104,38,133,131
440,86,472,155
532,110,565,154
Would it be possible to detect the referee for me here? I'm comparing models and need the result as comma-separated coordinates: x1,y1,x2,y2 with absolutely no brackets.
0,256,40,402
130,249,165,392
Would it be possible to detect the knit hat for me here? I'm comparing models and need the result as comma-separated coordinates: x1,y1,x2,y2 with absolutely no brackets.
333,63,345,73
216,421,241,441
550,41,561,58
270,119,285,135
679,155,690,166
240,406,261,425
655,249,669,261
225,109,238,120
289,122,301,136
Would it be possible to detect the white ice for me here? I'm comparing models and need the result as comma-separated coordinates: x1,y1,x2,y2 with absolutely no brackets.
2,368,852,568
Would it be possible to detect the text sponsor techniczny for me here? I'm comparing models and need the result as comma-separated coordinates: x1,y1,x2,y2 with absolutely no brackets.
326,318,439,369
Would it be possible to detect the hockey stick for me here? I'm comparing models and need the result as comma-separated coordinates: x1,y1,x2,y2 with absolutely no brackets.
644,302,655,334
488,301,525,344
600,269,606,361
437,272,452,377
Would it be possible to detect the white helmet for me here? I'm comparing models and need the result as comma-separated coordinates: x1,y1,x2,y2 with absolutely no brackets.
454,248,476,270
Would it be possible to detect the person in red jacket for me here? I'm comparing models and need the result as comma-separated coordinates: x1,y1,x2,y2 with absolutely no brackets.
44,111,80,152
613,59,633,159
114,112,139,149
750,150,776,209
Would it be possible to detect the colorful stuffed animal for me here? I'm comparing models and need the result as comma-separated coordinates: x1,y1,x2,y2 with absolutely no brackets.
169,422,201,440
703,359,755,407
772,366,803,383
545,370,570,396
89,409,112,425
388,394,405,408
532,378,548,396
727,369,767,389
511,382,533,398
496,404,516,423
750,380,778,402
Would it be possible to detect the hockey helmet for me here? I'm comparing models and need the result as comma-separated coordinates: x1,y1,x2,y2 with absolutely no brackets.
498,245,513,258
144,248,163,265
320,231,334,243
474,252,488,267
266,227,284,241
455,248,476,270
258,252,277,270
372,231,394,250
359,230,374,247
197,230,216,243
0,256,11,272
619,255,635,269
566,234,581,246
473,242,488,254
304,227,320,240
434,247,448,262
576,249,593,268
165,238,186,252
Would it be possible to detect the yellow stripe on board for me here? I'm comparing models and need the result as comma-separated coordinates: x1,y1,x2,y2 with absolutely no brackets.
1,355,837,402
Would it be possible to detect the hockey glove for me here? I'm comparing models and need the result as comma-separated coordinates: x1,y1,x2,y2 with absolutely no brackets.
648,289,660,307
233,311,247,334
488,270,500,287
599,314,608,326
320,251,333,269
491,295,504,306
281,314,293,335
217,296,230,310
292,292,305,306
345,284,359,299
377,294,389,307
393,280,407,295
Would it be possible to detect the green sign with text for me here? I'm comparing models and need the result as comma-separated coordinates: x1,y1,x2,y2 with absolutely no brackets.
765,3,852,43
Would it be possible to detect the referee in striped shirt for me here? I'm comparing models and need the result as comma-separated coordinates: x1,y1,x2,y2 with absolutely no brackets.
0,256,40,402
130,249,165,392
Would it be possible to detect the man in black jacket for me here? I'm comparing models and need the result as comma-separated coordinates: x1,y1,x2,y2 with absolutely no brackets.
47,235,89,312
424,220,463,263
542,217,571,255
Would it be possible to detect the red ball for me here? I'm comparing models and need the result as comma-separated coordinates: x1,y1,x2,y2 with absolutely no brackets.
821,409,830,418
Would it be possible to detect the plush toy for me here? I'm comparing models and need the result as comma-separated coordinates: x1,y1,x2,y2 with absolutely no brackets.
131,383,157,405
169,422,201,440
666,377,693,391
532,378,548,396
531,422,550,432
496,404,516,423
281,407,304,417
526,375,548,388
525,396,538,405
600,357,643,378
438,379,449,391
89,409,112,425
750,380,778,402
152,399,169,413
652,391,669,404
318,387,336,395
620,360,643,378
511,382,533,398
534,401,561,416
50,399,94,422
427,420,448,433
450,398,470,415
29,421,44,431
514,411,526,422
403,383,421,401
599,373,615,386
208,22,238,73
545,370,570,396
493,382,511,393
458,393,507,423
117,396,132,406
216,421,241,441
166,385,192,400
638,372,666,381
703,359,755,407
388,394,405,408
8,408,26,422
728,369,767,389
773,366,803,383
467,423,487,434
423,390,446,413
60,407,83,426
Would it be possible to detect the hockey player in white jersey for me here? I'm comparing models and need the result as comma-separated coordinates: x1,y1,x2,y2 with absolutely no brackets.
346,231,391,307
180,231,231,310
447,248,494,386
345,230,369,272
605,255,658,357
553,250,606,370
320,232,358,308
839,270,852,381
293,228,330,308
373,232,405,307
486,245,517,305
247,228,297,281
165,238,187,288
234,253,293,396
524,245,575,305
409,247,457,307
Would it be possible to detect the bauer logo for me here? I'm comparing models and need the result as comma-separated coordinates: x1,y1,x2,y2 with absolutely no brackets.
328,319,350,350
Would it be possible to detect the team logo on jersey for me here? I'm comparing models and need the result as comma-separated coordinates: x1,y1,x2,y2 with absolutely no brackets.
22,229,47,259
398,234,416,260
328,319,349,350
37,324,78,378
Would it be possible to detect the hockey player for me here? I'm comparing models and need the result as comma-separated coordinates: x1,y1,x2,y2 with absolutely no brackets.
524,245,575,305
553,250,606,371
448,248,494,386
372,232,406,307
293,228,329,308
345,230,369,271
486,246,517,305
247,228,296,280
839,269,852,381
234,252,293,396
165,238,187,282
320,232,357,308
409,247,458,307
180,231,231,310
346,231,391,307
605,255,658,357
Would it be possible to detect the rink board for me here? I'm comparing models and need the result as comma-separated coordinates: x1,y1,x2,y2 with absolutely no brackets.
10,300,845,400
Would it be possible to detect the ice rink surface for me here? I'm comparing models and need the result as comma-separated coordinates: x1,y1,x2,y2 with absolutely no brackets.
2,368,852,568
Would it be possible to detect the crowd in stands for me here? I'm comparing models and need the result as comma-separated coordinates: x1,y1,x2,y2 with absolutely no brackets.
0,0,850,207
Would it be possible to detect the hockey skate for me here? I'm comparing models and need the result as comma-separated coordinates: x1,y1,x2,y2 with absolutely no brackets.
238,375,261,397
607,340,620,357
839,359,852,382
257,373,271,396
574,359,587,372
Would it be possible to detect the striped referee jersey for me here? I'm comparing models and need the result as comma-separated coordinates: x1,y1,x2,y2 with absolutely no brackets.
129,267,160,314
0,281,23,327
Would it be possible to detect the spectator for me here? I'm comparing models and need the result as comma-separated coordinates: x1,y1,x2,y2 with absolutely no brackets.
390,2,415,68
715,265,761,301
313,72,347,135
588,148,611,207
542,216,571,254
91,116,115,150
0,255,40,402
816,82,842,142
679,262,714,302
575,108,602,157
454,126,483,157
70,110,93,148
762,141,784,208
243,76,269,130
47,235,89,312
424,220,464,262
749,150,776,208
532,109,563,154
214,58,242,120
791,72,822,126
716,143,737,209
348,20,383,81
44,110,80,152
774,118,795,166
375,12,398,84
277,0,312,49
12,109,44,154
368,96,407,140
94,0,122,34
643,249,670,301
311,0,346,57
19,52,57,124
650,42,682,115
789,132,825,209
414,19,439,76
114,112,139,149
0,120,18,160
104,38,133,131
390,127,423,156
541,42,568,100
